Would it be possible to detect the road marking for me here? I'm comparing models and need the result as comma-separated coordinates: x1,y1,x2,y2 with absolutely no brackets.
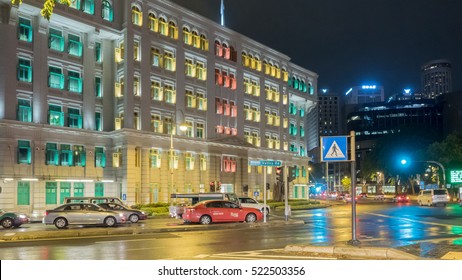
441,252,462,260
364,212,462,228
198,249,337,260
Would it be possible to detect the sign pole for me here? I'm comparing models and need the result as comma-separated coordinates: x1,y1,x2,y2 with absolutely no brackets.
263,166,267,223
284,164,289,221
348,130,360,246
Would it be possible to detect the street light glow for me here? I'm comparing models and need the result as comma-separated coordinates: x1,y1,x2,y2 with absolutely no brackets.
401,159,407,165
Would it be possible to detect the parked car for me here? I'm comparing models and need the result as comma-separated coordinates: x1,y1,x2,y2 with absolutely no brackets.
374,193,385,200
459,198,462,207
343,194,358,203
393,194,410,203
182,200,263,225
43,203,126,229
0,210,29,229
97,202,147,223
238,197,270,215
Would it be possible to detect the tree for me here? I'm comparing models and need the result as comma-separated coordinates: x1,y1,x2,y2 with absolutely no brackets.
341,177,351,193
12,0,71,20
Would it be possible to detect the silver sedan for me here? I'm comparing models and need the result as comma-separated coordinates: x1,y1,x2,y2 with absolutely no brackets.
43,203,126,229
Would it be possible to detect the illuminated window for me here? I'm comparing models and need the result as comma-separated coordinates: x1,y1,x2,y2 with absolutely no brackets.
192,31,200,48
95,112,102,131
73,145,86,167
49,28,64,52
215,41,223,56
300,126,305,137
95,76,102,97
200,34,208,51
46,143,59,165
60,144,73,166
185,152,195,170
168,21,178,39
82,0,95,15
68,108,82,128
185,121,193,137
289,123,297,136
95,182,104,196
17,99,32,122
164,52,176,71
151,80,163,101
222,156,237,173
101,0,113,22
159,18,168,36
150,149,161,168
185,90,196,108
70,0,81,10
17,58,32,82
183,27,192,45
133,76,140,96
48,105,64,126
196,62,206,80
185,59,195,77
95,147,106,168
132,6,142,26
148,13,158,32
133,41,140,61
289,103,297,115
17,140,31,164
68,70,82,93
168,150,179,170
18,17,33,42
151,114,162,133
68,34,82,57
151,48,161,67
95,42,102,62
199,154,207,171
164,85,176,104
197,93,207,111
196,123,205,139
17,181,30,205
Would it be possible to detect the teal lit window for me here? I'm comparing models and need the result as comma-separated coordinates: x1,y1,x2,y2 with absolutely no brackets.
299,108,305,117
101,1,113,22
59,182,71,204
17,99,32,122
68,34,82,57
74,182,84,196
289,103,297,115
300,81,307,92
95,147,106,168
302,166,307,177
95,112,102,131
17,58,32,82
70,0,81,10
289,123,297,136
95,182,104,196
48,105,64,126
45,182,58,204
17,182,30,205
17,140,31,164
290,144,298,153
95,77,102,97
49,28,64,52
60,144,73,166
83,0,95,14
68,70,82,93
74,145,86,167
95,42,102,62
46,143,59,165
300,126,305,137
68,108,82,128
18,17,33,42
299,146,306,156
309,83,314,95
48,66,64,89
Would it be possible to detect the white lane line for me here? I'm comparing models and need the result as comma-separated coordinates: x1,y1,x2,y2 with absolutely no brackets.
364,212,462,228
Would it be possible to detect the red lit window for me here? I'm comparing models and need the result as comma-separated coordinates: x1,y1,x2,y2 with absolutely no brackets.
215,98,223,114
231,128,237,135
215,41,223,57
216,125,224,134
224,47,230,60
215,69,223,85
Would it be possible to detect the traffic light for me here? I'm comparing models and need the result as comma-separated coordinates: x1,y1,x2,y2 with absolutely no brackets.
266,183,270,190
288,165,297,182
276,166,284,182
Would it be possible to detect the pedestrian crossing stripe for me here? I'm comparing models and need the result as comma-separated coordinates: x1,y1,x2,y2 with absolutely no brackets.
325,141,346,159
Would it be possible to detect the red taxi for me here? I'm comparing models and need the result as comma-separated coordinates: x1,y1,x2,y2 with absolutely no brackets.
182,200,263,225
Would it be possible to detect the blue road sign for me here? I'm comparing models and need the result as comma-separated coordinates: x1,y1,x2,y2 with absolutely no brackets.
321,136,348,162
249,160,282,167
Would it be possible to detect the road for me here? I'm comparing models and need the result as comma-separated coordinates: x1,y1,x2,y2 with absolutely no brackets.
1,201,461,260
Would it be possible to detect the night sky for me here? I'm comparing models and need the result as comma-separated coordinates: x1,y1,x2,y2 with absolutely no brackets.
169,0,462,97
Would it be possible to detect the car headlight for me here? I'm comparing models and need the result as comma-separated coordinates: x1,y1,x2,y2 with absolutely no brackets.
141,212,145,215
119,213,124,217
19,214,27,219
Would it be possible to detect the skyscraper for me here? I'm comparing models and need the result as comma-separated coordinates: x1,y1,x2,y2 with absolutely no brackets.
421,59,453,99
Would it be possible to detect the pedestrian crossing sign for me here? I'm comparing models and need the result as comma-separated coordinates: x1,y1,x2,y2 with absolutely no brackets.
321,136,348,162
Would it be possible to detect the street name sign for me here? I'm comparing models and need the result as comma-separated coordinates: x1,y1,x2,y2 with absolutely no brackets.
249,160,282,167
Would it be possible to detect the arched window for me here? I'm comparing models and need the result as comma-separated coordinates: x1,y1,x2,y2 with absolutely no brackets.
101,0,113,22
132,6,142,26
200,34,208,51
159,18,167,35
192,31,199,48
215,40,222,56
148,13,158,32
168,21,178,39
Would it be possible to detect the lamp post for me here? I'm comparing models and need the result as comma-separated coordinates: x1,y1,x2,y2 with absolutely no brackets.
401,159,446,188
169,111,188,205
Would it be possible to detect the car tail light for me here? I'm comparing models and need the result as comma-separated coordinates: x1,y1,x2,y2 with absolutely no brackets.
44,211,49,216
406,196,409,200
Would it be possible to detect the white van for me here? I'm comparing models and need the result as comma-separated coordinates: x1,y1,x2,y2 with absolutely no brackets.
417,189,450,206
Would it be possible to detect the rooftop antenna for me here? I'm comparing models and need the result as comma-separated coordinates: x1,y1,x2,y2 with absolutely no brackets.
220,0,225,26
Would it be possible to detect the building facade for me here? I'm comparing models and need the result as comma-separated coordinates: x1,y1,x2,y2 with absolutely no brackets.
421,59,452,99
0,0,317,216
344,85,384,105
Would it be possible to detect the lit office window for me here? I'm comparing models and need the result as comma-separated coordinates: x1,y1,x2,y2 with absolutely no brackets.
17,140,31,164
48,66,64,89
68,70,83,93
95,147,106,168
82,0,95,15
17,99,32,122
68,34,82,57
101,0,113,22
95,112,102,131
132,6,142,26
73,145,86,167
68,108,82,128
49,28,64,52
18,17,33,42
48,105,64,126
60,144,73,166
17,58,32,82
45,143,59,165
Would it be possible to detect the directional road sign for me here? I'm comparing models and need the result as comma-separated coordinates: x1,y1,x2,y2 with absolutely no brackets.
321,136,348,162
249,160,282,167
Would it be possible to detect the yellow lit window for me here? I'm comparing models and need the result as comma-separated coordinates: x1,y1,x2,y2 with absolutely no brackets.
192,31,200,48
168,21,178,39
283,70,289,82
164,52,176,71
164,85,176,104
196,62,206,80
133,76,140,96
274,115,280,127
283,141,289,151
242,53,250,67
159,18,168,36
168,150,179,170
186,90,196,108
200,34,209,51
256,59,262,71
132,6,142,26
151,48,162,67
199,154,207,170
197,93,207,111
151,81,163,101
274,91,280,103
150,149,161,168
274,138,281,149
148,13,158,32
244,78,252,94
151,115,163,133
185,152,195,171
133,41,140,61
282,94,288,105
252,108,261,122
185,59,196,77
183,27,192,45
264,62,270,75
283,118,288,128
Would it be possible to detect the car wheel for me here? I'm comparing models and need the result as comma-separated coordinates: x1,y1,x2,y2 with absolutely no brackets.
427,201,432,207
104,216,117,227
263,207,270,216
199,215,212,225
1,218,14,229
245,213,257,223
54,217,68,229
418,200,422,206
129,214,139,223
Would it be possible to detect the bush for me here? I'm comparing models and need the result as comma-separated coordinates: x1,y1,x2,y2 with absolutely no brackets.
140,206,169,216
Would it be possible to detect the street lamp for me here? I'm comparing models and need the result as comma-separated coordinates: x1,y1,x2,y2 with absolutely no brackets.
169,111,188,205
401,159,446,188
